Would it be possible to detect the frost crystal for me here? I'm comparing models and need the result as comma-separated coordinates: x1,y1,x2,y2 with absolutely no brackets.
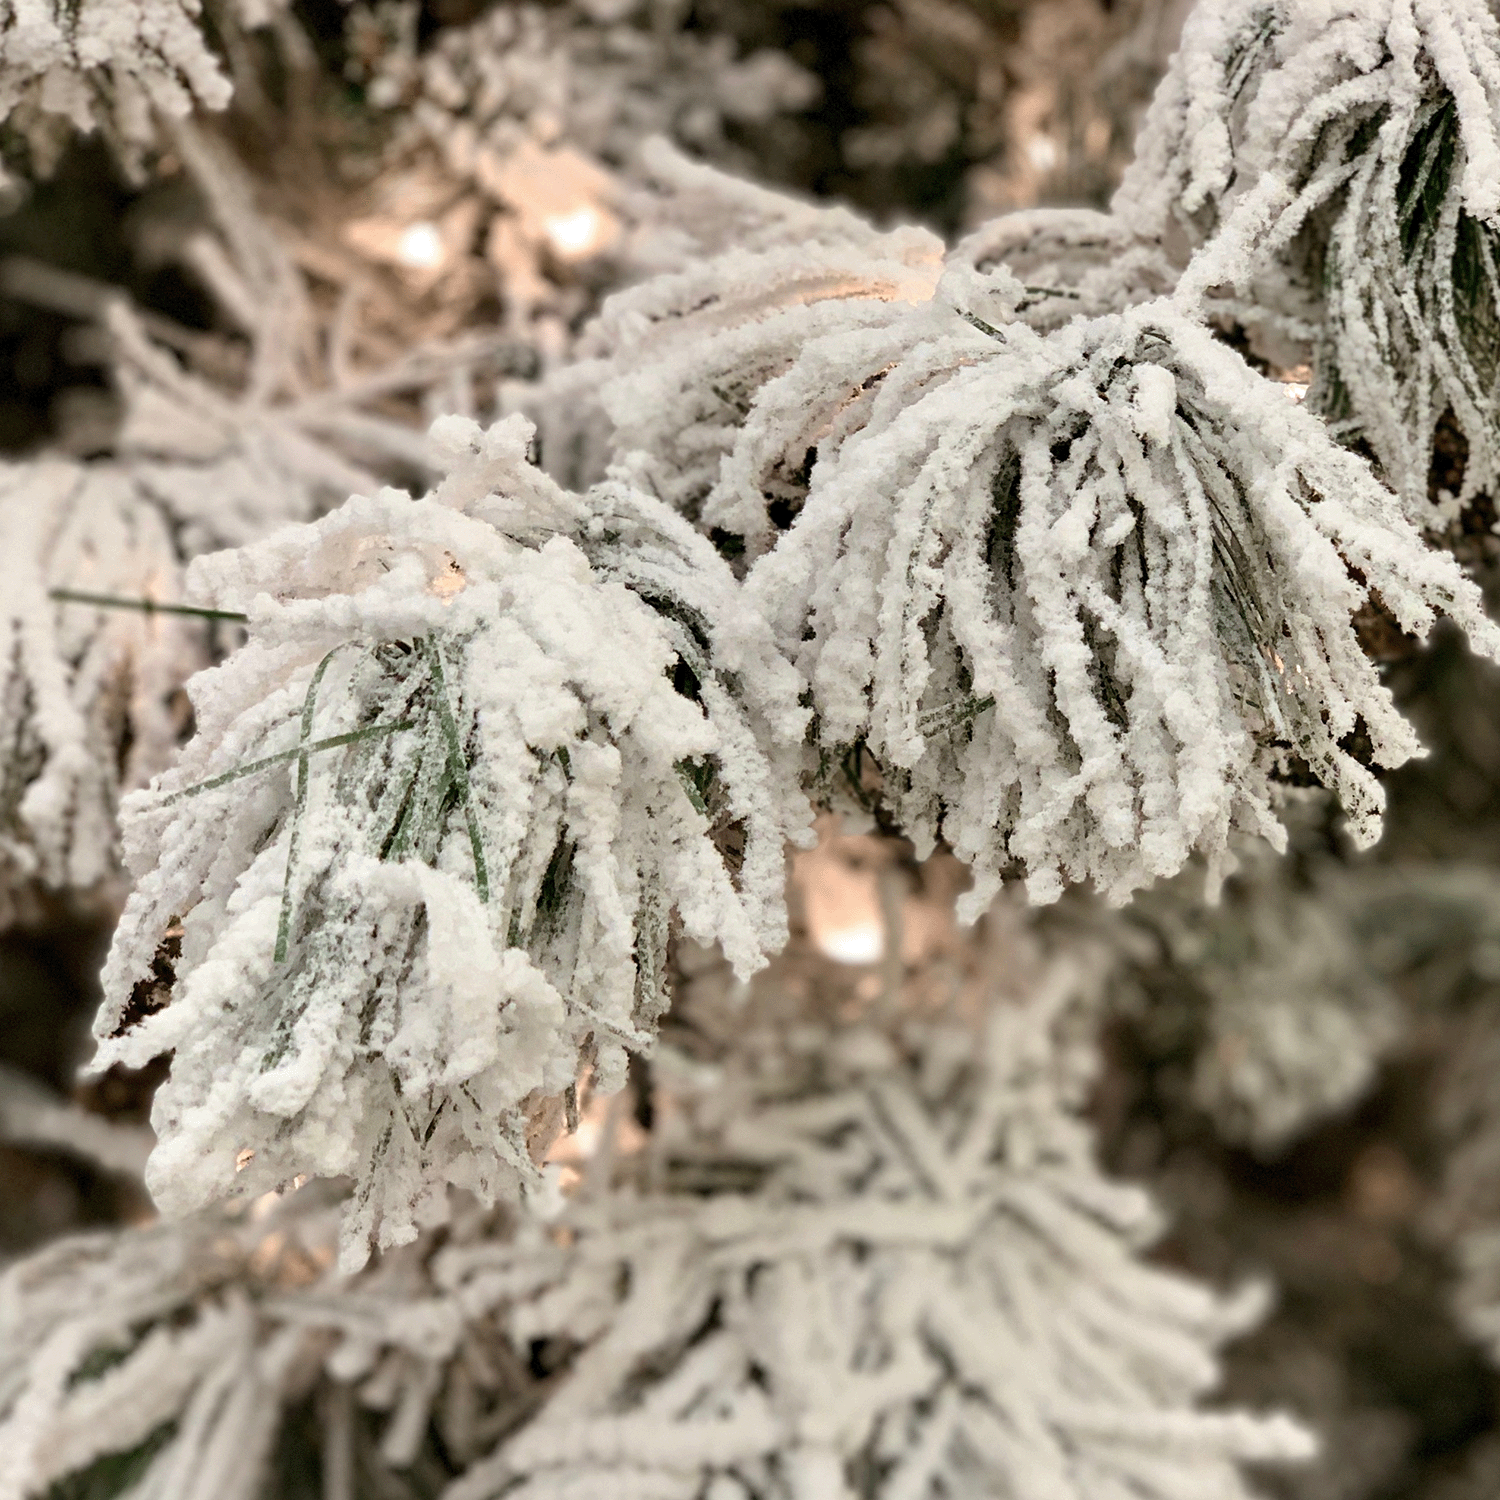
0,459,200,921
89,414,811,1269
1117,0,1500,520
448,965,1313,1500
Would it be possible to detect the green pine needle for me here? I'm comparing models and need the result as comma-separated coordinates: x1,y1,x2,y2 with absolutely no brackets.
48,588,249,623
421,635,490,903
158,721,415,807
276,648,348,965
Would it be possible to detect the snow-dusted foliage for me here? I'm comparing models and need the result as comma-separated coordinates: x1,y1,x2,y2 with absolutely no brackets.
0,459,202,922
522,162,945,520
0,123,513,919
0,1183,546,1500
0,0,283,181
88,414,811,1268
1117,0,1500,520
0,1202,305,1500
445,961,1311,1500
520,156,1500,907
0,920,1313,1500
1122,825,1404,1152
948,207,1179,333
750,287,1500,906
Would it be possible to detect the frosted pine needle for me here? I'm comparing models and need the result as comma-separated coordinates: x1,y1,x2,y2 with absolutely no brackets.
0,0,234,181
0,1184,558,1500
1,901,1311,1500
949,206,1179,334
522,187,943,549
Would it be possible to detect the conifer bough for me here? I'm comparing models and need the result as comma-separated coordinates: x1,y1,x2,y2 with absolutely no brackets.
90,416,811,1268
4,1,1500,1493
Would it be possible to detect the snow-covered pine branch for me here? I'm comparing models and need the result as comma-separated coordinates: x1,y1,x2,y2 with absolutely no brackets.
0,0,284,183
0,1203,305,1500
447,959,1313,1500
516,154,1500,906
1116,0,1500,521
0,124,534,918
0,795,1320,1500
88,414,811,1269
748,280,1500,907
521,177,944,546
0,459,203,922
0,1181,555,1500
948,207,1180,334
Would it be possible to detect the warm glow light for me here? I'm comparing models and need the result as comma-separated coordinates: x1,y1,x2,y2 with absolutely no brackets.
397,221,446,270
816,919,885,966
1026,135,1059,173
544,205,605,259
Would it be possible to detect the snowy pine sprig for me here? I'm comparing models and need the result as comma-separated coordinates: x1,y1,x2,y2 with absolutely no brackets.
524,186,944,545
1,898,1310,1500
0,1190,333,1500
446,961,1313,1500
0,1182,556,1500
0,459,202,922
0,125,525,920
0,0,282,182
1116,0,1500,520
89,414,811,1268
749,282,1500,906
520,158,1500,906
